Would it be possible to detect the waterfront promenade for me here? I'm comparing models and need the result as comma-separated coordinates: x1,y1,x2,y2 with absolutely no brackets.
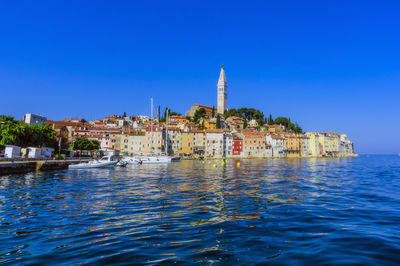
0,159,90,175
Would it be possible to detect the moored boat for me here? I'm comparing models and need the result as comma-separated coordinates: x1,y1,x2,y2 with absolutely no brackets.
68,156,117,169
116,160,128,167
121,157,143,165
137,155,170,164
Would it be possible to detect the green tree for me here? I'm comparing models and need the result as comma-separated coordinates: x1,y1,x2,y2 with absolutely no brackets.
224,107,264,122
30,124,58,148
216,114,221,129
123,112,127,118
170,111,182,116
274,116,303,132
193,108,207,124
73,138,100,151
243,119,248,129
294,123,303,133
0,116,57,149
160,107,181,123
268,114,274,125
287,123,295,131
257,118,265,127
274,117,290,127
212,106,215,118
0,115,14,123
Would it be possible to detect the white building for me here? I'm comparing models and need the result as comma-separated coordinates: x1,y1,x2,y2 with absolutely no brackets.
23,113,47,125
192,130,206,157
339,134,354,156
266,134,286,158
205,130,226,158
26,147,54,159
100,147,120,157
249,119,258,128
300,136,311,157
225,133,233,157
165,127,181,155
5,145,21,158
305,132,321,157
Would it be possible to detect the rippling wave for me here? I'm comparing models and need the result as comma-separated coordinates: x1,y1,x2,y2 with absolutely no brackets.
1,155,399,264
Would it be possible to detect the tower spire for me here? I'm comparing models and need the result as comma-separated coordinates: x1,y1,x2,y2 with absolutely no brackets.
218,65,226,84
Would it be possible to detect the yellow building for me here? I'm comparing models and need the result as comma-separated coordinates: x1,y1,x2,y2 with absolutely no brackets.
203,119,216,130
142,128,163,154
267,124,285,134
170,115,187,124
319,133,339,156
128,132,146,155
110,133,123,151
179,131,194,156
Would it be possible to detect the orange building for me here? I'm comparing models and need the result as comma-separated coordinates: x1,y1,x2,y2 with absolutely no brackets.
242,131,267,157
170,115,187,124
285,135,301,158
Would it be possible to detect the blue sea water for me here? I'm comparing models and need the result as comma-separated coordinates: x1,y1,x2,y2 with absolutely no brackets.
0,155,399,265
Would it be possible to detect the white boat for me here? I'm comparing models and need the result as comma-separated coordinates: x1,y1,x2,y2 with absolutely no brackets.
121,157,143,165
116,160,128,167
136,155,171,164
68,156,117,169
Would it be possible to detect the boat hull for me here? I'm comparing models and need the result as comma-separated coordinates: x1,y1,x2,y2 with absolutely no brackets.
139,156,171,164
141,158,170,164
68,161,117,169
121,157,143,165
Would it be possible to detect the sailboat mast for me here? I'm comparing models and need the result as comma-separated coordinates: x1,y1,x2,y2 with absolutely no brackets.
165,109,169,155
150,97,153,153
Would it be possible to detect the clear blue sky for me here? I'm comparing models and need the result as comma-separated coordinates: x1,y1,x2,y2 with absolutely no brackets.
1,1,399,154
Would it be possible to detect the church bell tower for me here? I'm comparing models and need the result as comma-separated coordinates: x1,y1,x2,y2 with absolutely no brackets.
217,65,228,114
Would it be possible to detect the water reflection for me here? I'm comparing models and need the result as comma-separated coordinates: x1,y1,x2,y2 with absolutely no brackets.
0,156,400,264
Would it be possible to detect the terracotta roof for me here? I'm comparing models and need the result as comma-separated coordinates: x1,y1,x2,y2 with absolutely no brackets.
145,127,162,132
193,104,214,109
47,120,84,127
166,127,181,131
205,129,224,133
131,132,146,136
102,147,120,151
242,131,266,136
87,134,103,138
270,135,284,139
